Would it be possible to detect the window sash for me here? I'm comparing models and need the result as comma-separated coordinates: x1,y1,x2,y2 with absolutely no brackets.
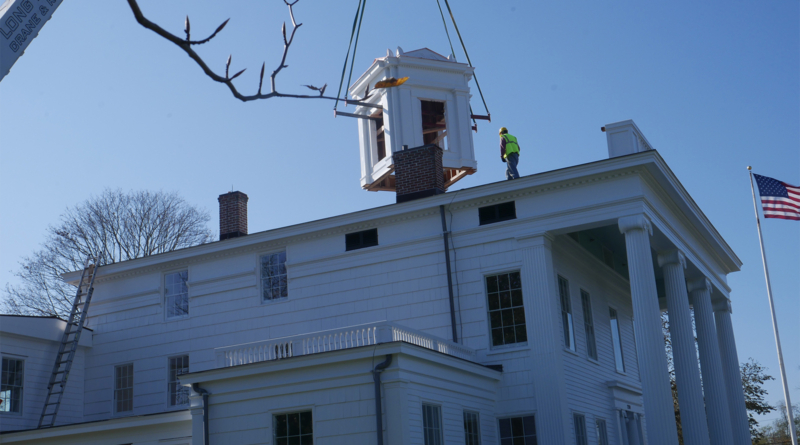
168,356,189,406
558,276,575,351
261,252,288,301
498,415,537,444
609,308,625,372
422,404,443,445
0,358,23,413
573,413,587,445
596,419,609,445
165,271,189,318
114,364,134,413
580,290,597,360
464,411,481,445
274,411,313,444
486,271,527,347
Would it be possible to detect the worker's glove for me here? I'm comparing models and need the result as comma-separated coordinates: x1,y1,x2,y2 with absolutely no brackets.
501,157,507,163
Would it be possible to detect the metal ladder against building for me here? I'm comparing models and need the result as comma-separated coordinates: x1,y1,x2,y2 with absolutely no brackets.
38,257,98,428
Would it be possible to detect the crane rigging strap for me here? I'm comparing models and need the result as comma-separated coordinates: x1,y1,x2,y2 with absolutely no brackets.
439,0,490,120
334,0,366,111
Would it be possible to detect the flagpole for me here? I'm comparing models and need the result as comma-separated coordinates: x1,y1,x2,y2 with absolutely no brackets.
748,166,798,445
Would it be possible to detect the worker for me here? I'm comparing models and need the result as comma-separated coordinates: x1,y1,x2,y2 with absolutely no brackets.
499,127,520,180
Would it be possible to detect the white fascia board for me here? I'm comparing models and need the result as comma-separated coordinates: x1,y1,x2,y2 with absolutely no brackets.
62,150,739,284
349,55,473,97
179,342,500,386
0,410,190,442
0,316,92,347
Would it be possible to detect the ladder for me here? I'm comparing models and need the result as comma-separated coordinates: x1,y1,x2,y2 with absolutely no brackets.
38,257,98,428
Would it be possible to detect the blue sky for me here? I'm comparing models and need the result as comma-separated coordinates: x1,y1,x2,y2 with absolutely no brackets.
1,0,797,422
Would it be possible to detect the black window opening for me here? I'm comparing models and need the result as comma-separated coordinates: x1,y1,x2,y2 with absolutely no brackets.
345,228,378,251
372,110,386,161
421,100,447,150
478,201,516,226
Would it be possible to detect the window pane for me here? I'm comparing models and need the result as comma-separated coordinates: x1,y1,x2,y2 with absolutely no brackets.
423,404,442,445
500,415,536,444
486,272,527,347
0,358,23,413
114,363,133,413
275,411,312,444
262,252,288,300
165,271,189,319
558,276,575,350
581,291,597,360
610,308,625,372
169,356,189,406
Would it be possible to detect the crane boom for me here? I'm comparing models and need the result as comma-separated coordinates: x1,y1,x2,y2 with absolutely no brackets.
0,0,64,82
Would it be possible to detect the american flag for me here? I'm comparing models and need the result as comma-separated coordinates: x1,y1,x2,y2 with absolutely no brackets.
754,174,800,221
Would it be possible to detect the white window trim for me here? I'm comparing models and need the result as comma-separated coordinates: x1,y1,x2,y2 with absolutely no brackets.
113,362,134,415
483,269,528,350
580,288,598,362
421,402,444,445
608,304,627,375
0,356,24,416
558,275,577,352
496,412,538,445
269,405,315,444
257,249,289,305
162,268,190,321
166,355,190,409
463,409,482,445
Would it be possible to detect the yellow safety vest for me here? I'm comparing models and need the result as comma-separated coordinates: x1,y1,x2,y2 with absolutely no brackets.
503,134,520,158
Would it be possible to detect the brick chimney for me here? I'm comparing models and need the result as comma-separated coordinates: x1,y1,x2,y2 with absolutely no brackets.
393,144,445,203
218,191,248,240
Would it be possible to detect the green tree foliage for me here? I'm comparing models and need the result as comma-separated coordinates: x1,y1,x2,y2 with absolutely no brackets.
754,402,799,445
741,358,776,441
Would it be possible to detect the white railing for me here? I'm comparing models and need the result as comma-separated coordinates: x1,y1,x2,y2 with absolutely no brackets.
215,321,476,367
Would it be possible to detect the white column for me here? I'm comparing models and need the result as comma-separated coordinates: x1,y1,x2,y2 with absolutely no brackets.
618,215,679,445
383,377,411,445
658,250,710,445
518,233,571,444
189,390,205,445
714,301,752,445
688,278,734,445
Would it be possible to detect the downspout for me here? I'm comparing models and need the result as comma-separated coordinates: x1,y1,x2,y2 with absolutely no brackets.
372,354,393,445
439,205,458,343
192,383,210,445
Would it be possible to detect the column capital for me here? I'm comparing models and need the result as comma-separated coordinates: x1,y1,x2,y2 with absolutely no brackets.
687,277,712,294
618,214,653,236
713,299,732,314
657,250,686,269
516,232,555,249
190,407,204,416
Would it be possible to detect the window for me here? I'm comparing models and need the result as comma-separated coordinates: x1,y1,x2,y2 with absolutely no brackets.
596,419,609,445
168,356,189,406
422,404,443,445
486,272,527,347
580,290,597,360
114,363,134,413
478,201,516,226
573,413,587,445
0,358,23,413
261,251,288,301
274,411,313,445
464,411,481,445
165,270,189,319
558,276,575,351
345,228,378,251
421,100,447,150
498,415,537,445
609,308,625,372
372,109,386,161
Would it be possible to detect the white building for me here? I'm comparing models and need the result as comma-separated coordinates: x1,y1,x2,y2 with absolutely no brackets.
1,49,751,445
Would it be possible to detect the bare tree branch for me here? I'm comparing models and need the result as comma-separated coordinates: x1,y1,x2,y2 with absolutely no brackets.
126,0,372,106
2,189,214,318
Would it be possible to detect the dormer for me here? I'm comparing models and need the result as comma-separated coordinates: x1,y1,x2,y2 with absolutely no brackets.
348,47,478,192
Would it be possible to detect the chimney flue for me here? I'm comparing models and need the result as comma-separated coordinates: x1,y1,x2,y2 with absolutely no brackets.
218,191,248,240
393,144,446,203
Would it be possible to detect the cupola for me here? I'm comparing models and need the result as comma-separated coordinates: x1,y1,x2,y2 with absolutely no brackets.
347,47,478,193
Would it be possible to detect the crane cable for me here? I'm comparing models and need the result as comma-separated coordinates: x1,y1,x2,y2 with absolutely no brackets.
334,0,367,111
437,0,490,122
